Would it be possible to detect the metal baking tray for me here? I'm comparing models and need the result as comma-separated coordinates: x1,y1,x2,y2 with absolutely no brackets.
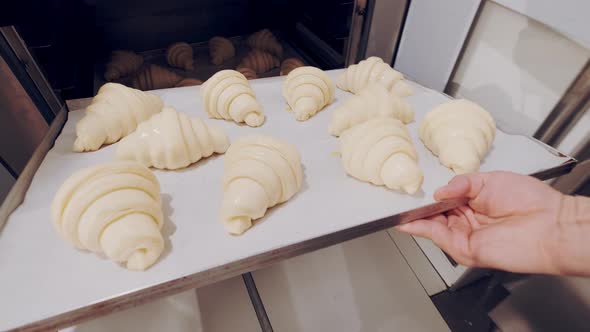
0,69,575,331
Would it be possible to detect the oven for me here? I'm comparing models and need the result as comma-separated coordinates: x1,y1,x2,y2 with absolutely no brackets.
0,1,588,330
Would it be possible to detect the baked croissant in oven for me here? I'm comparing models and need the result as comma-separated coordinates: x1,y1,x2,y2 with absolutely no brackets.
132,65,183,91
329,83,413,136
116,107,229,170
341,118,423,194
237,49,279,74
166,42,194,71
201,69,265,127
74,82,163,152
282,66,334,121
420,99,496,174
280,58,305,76
104,50,144,81
175,78,203,87
209,36,236,65
237,67,257,80
51,161,165,270
247,29,283,57
336,56,412,96
221,135,303,235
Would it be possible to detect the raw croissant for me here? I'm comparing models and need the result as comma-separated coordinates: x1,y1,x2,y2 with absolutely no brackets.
201,69,265,127
336,56,412,96
247,29,283,57
282,66,335,121
280,58,305,76
340,118,423,194
166,42,194,71
132,65,183,91
104,50,143,81
237,49,279,74
175,78,203,87
221,135,303,235
74,82,163,152
329,83,414,136
237,67,257,80
209,36,236,65
116,107,230,170
420,99,496,174
51,161,165,270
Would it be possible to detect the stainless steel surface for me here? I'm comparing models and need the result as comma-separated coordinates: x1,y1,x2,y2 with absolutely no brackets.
0,26,63,115
0,53,49,175
242,273,273,332
534,60,590,147
364,0,409,64
344,0,366,66
0,108,67,231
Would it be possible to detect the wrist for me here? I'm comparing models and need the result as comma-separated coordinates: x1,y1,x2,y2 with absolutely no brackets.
548,195,590,276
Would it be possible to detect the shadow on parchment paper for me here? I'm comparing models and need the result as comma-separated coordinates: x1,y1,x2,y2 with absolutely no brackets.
158,193,176,262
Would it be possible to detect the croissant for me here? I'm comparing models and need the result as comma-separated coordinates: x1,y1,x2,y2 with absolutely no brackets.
237,67,257,80
132,65,183,91
74,83,163,152
280,58,305,76
116,107,230,170
221,135,303,235
175,78,203,87
329,83,414,136
201,69,265,127
247,29,283,57
166,42,194,71
340,118,423,194
51,161,164,270
104,50,143,81
282,66,335,121
209,37,236,65
336,56,412,96
237,49,279,74
420,99,496,174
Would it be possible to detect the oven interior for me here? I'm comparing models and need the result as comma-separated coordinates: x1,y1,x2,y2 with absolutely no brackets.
8,0,359,101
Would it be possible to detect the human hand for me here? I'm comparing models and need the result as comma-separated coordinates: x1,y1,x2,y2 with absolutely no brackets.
396,171,567,275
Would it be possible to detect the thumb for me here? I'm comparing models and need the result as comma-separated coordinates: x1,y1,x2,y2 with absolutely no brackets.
434,173,489,201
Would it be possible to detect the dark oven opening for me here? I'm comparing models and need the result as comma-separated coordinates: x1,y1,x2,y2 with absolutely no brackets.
6,0,359,100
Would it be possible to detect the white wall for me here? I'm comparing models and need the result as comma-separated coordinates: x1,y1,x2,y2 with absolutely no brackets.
450,1,590,138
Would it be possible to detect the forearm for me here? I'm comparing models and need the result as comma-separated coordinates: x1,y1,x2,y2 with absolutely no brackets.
549,195,590,276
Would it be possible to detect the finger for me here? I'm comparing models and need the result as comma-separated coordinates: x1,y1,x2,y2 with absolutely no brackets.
434,173,490,201
395,214,447,238
397,215,475,267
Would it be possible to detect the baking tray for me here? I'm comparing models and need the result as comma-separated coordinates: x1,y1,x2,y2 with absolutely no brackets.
0,69,575,331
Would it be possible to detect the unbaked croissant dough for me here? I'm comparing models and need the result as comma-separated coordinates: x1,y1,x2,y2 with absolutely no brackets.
420,99,496,174
336,56,412,96
201,69,265,127
340,118,423,194
247,29,283,57
74,83,163,152
282,66,334,121
116,107,230,170
221,135,303,235
237,67,257,80
166,42,194,71
51,161,165,270
280,58,305,76
209,37,236,65
329,83,413,136
104,50,143,81
237,49,279,74
132,65,183,91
